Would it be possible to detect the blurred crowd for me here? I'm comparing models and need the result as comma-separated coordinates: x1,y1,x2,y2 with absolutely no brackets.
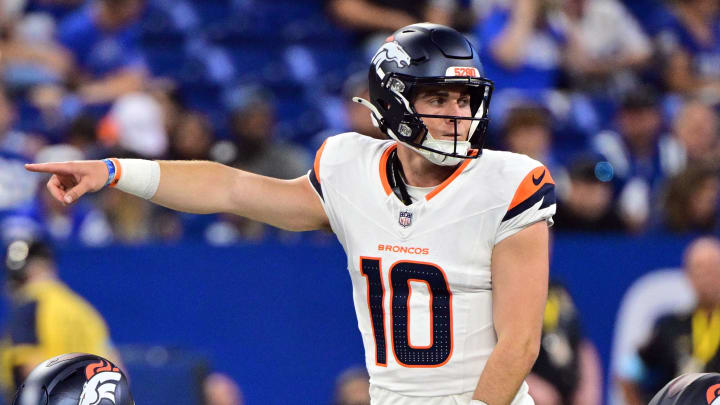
3,2,720,404
2,0,720,246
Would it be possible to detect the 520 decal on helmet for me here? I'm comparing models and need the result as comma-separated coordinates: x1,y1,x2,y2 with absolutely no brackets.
354,23,494,166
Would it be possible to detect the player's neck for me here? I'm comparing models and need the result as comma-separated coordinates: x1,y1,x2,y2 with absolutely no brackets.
396,143,457,187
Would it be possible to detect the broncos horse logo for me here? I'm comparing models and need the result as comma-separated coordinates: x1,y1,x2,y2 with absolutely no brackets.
78,360,122,405
371,41,411,80
707,383,720,405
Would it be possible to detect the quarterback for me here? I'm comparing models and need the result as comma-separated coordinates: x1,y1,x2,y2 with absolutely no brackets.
26,24,555,405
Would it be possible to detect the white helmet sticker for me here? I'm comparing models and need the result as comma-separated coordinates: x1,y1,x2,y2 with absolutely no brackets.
371,41,412,80
445,66,479,77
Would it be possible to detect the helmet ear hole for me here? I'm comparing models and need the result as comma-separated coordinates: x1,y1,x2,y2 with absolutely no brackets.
377,99,390,112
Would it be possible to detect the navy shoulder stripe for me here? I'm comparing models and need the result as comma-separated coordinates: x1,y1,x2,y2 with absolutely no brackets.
502,183,555,222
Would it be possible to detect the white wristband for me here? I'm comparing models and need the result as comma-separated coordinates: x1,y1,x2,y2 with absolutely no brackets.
469,401,488,405
110,159,161,200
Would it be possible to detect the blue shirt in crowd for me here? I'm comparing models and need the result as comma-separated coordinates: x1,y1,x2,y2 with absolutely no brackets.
57,4,147,79
657,12,720,83
476,7,567,93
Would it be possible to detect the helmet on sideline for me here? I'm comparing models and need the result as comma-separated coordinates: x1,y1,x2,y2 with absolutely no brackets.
13,353,134,405
649,373,720,405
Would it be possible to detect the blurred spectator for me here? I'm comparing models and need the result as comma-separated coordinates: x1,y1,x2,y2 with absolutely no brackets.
36,181,112,246
222,87,310,179
332,366,370,405
328,0,457,60
476,0,571,122
0,0,26,32
149,86,184,140
0,239,120,399
57,0,148,106
656,0,720,105
617,237,720,405
0,86,47,160
98,92,168,158
0,87,42,214
668,99,720,169
204,86,310,243
591,87,668,231
65,113,104,158
564,0,652,96
169,112,213,161
502,104,561,170
527,281,603,405
203,372,244,405
660,164,720,234
7,143,115,246
561,0,652,133
0,12,72,92
342,72,384,140
160,111,217,242
99,189,153,243
552,154,624,232
24,0,85,21
314,71,384,149
328,0,454,34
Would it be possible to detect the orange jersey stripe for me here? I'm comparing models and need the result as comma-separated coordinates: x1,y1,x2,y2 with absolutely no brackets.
507,166,555,211
313,139,328,183
425,149,478,201
379,143,397,195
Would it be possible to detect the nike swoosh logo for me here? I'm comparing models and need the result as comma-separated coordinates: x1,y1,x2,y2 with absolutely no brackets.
532,170,546,186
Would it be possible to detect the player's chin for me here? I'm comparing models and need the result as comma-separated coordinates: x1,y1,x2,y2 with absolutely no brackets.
437,133,467,141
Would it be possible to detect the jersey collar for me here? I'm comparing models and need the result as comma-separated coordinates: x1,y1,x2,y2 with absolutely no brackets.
379,143,476,205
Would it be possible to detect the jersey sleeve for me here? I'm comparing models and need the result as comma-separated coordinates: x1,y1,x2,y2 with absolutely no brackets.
308,138,327,202
306,136,346,239
495,165,556,244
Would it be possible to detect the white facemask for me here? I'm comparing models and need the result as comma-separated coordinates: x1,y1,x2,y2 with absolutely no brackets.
414,132,470,166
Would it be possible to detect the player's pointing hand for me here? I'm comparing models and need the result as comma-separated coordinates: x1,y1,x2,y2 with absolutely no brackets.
25,160,108,205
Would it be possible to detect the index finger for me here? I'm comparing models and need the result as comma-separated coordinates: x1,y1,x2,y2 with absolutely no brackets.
25,162,75,175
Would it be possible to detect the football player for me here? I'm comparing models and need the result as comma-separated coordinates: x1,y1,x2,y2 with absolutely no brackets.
26,23,555,405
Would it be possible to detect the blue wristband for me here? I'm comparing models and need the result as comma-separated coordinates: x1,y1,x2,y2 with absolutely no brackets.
103,158,116,187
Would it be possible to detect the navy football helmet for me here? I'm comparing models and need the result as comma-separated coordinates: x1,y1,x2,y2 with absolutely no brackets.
649,373,720,405
13,353,134,405
355,23,494,166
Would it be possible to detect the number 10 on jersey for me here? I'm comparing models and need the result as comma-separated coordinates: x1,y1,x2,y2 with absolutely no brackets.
360,257,453,368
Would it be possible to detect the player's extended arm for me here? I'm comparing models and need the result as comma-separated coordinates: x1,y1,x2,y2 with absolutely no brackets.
472,221,549,404
25,160,329,231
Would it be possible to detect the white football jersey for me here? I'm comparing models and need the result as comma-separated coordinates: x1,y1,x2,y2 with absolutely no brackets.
308,133,556,396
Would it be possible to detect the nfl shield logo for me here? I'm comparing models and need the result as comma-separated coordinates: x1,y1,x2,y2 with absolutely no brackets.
399,210,413,227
